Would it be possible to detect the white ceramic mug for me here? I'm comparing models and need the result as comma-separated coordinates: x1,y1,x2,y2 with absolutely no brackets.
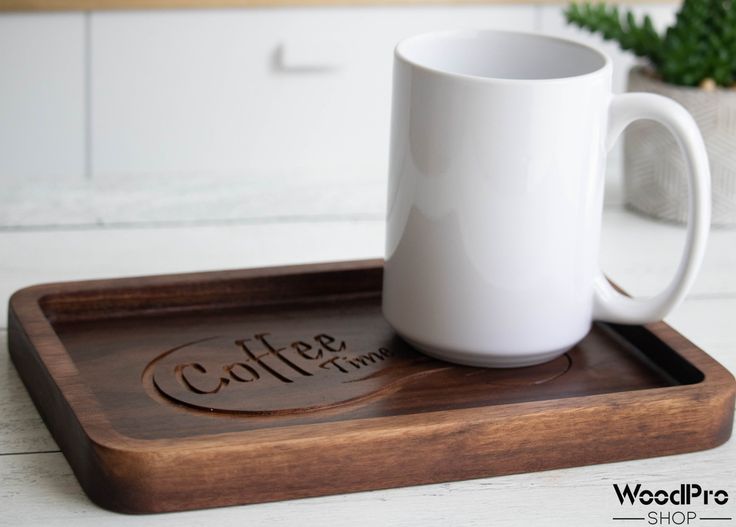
382,29,711,368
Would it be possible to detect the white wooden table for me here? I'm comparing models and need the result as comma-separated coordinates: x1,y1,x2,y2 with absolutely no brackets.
2,176,735,526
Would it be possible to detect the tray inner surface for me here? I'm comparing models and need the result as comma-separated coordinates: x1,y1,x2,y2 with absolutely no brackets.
46,288,704,441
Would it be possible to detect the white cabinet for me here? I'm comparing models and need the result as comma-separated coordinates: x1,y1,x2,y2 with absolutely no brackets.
0,13,85,185
0,5,684,193
91,7,535,181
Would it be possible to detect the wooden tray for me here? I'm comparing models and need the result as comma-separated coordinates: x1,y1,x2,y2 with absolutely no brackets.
8,260,736,514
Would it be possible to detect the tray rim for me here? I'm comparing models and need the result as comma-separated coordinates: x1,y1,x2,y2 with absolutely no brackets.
9,258,736,448
8,259,736,512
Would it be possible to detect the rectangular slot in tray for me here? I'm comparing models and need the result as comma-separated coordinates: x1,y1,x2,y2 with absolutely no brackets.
8,259,735,513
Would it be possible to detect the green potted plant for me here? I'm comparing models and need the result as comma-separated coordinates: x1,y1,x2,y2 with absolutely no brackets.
565,0,736,226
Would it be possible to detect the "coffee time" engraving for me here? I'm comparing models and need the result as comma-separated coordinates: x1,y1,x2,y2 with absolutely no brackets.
147,330,427,415
174,332,394,395
145,330,570,415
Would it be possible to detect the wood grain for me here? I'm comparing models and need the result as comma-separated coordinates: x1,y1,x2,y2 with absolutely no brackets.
0,0,676,13
0,330,58,454
7,259,735,513
2,442,736,526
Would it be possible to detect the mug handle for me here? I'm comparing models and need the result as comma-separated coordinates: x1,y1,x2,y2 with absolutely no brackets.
593,93,711,324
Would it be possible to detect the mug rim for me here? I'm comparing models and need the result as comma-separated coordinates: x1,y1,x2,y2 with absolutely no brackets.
394,29,612,85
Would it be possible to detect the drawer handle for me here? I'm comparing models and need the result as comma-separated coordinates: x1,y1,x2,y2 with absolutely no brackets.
272,43,343,74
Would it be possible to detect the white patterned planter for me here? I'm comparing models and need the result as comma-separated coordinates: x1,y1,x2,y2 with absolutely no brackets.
624,66,736,226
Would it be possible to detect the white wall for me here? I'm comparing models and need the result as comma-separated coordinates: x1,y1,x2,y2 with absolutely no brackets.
0,13,86,186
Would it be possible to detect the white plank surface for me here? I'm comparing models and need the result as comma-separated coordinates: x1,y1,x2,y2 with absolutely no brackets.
599,210,736,298
1,209,735,326
0,13,86,186
0,172,385,227
1,421,734,526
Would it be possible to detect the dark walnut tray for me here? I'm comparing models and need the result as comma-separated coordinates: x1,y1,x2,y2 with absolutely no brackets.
8,260,736,514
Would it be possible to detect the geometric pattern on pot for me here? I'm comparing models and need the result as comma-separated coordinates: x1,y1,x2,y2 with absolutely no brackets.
624,66,736,226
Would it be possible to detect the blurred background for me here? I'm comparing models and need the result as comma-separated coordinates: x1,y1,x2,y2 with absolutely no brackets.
0,1,677,229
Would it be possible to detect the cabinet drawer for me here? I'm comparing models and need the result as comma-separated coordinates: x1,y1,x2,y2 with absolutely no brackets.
91,6,535,180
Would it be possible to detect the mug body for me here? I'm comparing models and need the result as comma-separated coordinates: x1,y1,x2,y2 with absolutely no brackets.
383,30,613,367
